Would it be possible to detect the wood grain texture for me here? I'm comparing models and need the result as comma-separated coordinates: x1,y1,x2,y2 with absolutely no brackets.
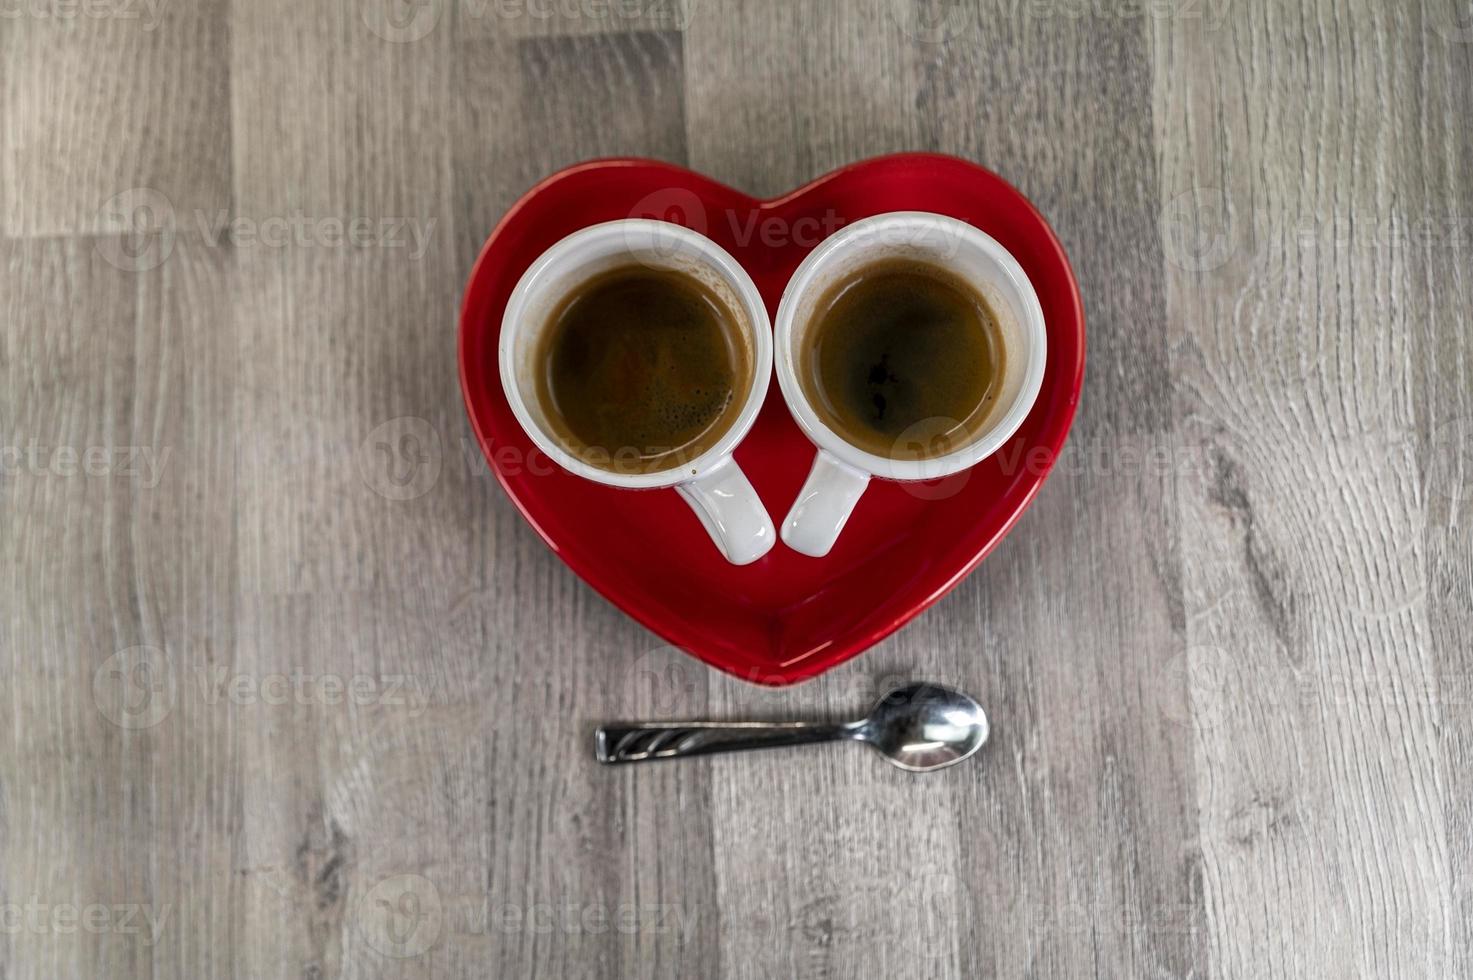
0,1,231,236
2,0,1469,976
1409,4,1473,976
1,236,241,977
896,4,1203,976
683,0,919,195
1155,1,1468,976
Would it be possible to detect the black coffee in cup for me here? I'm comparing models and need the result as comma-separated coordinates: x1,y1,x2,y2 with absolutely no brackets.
534,266,754,474
797,259,1005,461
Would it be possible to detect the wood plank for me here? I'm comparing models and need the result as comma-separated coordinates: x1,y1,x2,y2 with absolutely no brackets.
1408,3,1473,977
683,3,1019,972
682,5,966,974
899,3,1204,976
1154,2,1457,974
0,235,240,979
255,29,725,979
1,236,153,980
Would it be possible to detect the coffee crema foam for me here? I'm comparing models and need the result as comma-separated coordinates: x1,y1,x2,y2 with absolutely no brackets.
534,266,753,474
799,258,1005,461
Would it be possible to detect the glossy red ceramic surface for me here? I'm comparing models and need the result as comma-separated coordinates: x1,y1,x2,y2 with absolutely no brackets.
459,154,1085,685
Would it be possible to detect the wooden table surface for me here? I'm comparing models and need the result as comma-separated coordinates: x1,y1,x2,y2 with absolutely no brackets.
3,0,1470,976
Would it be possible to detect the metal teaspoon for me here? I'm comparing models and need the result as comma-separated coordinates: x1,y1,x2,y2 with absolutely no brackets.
595,682,988,772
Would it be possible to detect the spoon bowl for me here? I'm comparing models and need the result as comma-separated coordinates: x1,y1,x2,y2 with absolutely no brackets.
856,683,990,772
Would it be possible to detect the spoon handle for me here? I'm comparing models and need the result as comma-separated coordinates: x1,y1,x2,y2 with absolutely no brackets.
596,722,854,764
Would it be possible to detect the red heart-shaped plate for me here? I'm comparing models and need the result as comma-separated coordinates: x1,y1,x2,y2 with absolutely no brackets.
460,154,1084,685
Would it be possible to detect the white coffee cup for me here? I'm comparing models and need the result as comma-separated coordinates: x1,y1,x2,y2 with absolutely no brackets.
499,220,776,565
774,212,1047,558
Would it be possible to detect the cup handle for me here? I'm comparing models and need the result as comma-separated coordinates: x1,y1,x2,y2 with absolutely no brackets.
674,457,776,566
780,450,871,558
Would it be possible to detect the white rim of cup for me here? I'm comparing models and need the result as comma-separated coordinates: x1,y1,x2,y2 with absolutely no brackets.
773,211,1048,482
499,220,773,490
